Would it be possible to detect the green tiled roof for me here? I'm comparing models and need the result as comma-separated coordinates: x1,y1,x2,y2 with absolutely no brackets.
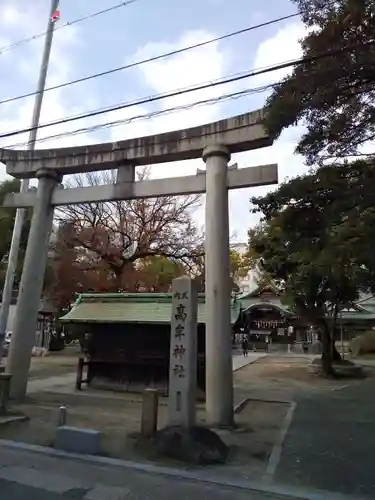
338,311,375,321
355,297,375,314
238,297,294,316
241,300,295,317
59,293,242,325
237,297,375,321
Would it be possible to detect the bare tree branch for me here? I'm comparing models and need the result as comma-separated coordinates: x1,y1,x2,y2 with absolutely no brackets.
51,167,204,299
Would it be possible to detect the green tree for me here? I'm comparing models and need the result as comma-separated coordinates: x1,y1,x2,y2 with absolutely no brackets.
332,204,375,287
229,249,252,292
192,250,252,293
250,161,373,375
138,255,186,292
265,0,375,164
247,224,281,289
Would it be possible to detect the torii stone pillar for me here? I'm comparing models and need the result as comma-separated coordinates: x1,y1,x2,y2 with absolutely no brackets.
203,145,233,427
6,169,62,399
0,109,278,403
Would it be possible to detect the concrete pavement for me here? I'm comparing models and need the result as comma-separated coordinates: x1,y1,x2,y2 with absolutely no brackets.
0,443,289,500
232,352,266,371
274,377,375,498
0,442,367,500
26,372,77,394
0,352,371,499
0,476,284,500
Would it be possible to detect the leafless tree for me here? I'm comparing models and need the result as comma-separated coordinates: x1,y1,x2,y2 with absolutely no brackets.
53,167,204,291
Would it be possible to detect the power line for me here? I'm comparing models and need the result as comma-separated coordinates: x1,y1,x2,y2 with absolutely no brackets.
0,11,307,107
7,66,279,135
320,152,375,159
1,38,373,141
0,0,141,56
8,84,274,148
10,77,370,150
0,61,297,139
5,120,258,165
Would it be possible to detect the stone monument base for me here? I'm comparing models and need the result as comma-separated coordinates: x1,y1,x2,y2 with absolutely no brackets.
152,425,229,465
308,356,365,378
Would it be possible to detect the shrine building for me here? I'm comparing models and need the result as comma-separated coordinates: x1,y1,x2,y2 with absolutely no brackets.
59,292,242,394
237,283,375,344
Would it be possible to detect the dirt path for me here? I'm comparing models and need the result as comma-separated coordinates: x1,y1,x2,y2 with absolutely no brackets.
233,355,361,401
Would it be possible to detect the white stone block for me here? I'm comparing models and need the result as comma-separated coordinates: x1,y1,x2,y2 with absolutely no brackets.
54,426,101,455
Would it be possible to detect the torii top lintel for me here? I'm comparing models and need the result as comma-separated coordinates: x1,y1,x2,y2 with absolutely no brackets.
0,108,274,179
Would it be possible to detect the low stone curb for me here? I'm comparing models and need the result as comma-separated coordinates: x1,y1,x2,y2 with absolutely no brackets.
0,439,368,500
265,401,296,479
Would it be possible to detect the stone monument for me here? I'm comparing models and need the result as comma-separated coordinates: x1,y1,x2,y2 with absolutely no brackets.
153,276,229,464
168,276,197,428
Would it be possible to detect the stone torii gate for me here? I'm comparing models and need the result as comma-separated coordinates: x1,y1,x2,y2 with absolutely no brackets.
0,107,278,426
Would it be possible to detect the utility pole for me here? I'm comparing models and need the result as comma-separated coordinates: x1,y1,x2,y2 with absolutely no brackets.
0,0,60,362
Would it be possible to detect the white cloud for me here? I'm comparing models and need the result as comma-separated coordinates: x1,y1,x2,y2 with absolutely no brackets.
17,25,79,86
109,105,155,143
0,36,9,51
108,25,308,239
0,4,21,27
129,30,230,134
110,30,231,178
134,30,226,96
252,20,306,85
0,20,308,242
228,127,307,239
222,20,309,239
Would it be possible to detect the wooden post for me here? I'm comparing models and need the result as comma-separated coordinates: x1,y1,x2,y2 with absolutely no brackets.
76,357,84,390
168,276,198,428
0,374,11,414
141,388,159,437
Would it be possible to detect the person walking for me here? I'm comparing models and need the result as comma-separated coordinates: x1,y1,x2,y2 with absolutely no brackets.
241,337,249,357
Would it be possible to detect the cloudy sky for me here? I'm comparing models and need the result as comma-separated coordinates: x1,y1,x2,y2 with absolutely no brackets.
0,0,308,241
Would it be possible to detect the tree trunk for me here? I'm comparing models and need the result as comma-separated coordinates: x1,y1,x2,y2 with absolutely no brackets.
114,269,123,292
332,338,342,361
319,320,335,377
331,305,342,362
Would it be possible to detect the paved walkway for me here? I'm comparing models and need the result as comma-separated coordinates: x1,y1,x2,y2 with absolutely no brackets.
0,442,364,500
24,354,264,395
275,377,375,498
6,353,374,498
27,373,77,394
0,444,292,500
232,353,265,371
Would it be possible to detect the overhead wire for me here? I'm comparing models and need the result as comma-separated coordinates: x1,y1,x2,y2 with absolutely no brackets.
0,0,141,55
11,67,268,129
3,65,282,140
0,11,314,107
0,0,341,59
7,83,274,148
1,38,374,142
